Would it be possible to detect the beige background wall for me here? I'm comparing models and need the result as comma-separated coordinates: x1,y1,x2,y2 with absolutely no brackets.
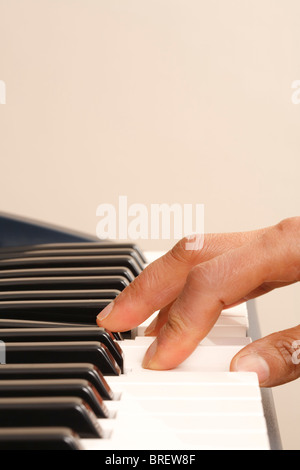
0,0,299,449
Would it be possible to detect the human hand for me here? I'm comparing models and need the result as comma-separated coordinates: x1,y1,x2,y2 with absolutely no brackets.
97,217,300,387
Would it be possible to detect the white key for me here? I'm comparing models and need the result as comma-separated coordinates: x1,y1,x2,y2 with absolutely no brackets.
120,337,251,373
83,427,270,450
138,314,248,338
107,370,260,386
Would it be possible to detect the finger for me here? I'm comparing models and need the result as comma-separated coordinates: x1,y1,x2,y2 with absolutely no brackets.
96,244,194,331
142,219,300,370
230,325,300,387
96,229,268,332
144,302,175,336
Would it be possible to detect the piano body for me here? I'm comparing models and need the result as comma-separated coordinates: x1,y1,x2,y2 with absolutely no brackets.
0,213,281,450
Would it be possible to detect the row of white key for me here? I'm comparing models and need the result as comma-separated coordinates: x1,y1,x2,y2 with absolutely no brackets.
82,307,270,449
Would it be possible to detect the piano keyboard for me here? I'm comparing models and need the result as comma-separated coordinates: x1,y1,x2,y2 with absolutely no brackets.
0,241,271,450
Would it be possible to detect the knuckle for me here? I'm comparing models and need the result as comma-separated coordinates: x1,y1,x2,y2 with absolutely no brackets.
186,264,209,291
163,309,192,341
276,216,300,235
169,234,212,265
258,217,300,281
169,237,198,264
186,257,224,292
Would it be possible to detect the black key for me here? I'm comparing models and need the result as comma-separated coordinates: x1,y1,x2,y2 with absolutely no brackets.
0,241,147,263
0,397,102,438
0,319,124,341
0,327,124,371
0,255,142,277
0,427,83,450
0,248,145,270
0,363,113,400
0,267,135,282
0,299,112,324
0,378,109,418
5,341,121,375
0,275,130,291
0,318,93,328
0,289,120,300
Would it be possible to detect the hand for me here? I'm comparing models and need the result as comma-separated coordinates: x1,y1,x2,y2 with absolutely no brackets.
97,217,300,387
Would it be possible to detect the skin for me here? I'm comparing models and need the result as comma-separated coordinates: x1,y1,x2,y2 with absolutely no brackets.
97,217,300,387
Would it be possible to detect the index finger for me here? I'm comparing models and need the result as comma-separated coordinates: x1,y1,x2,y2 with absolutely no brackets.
96,229,266,332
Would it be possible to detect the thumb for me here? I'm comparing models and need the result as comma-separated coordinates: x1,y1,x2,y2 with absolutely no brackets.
230,325,300,387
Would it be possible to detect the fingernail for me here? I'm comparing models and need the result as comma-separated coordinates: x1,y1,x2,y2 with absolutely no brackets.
234,354,270,384
144,317,158,336
142,338,158,369
97,301,114,323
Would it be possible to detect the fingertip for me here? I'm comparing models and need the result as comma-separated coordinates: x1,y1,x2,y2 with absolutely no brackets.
96,301,115,326
231,353,270,385
142,338,159,369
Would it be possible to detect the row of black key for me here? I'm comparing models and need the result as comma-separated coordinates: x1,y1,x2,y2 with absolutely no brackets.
0,330,121,445
0,242,146,449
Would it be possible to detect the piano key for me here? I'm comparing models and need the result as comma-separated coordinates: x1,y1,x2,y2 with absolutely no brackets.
0,299,112,324
0,427,83,450
105,392,263,415
106,381,261,399
0,327,124,370
0,275,130,291
0,255,142,277
118,336,252,373
101,412,267,432
0,267,135,283
0,241,147,264
0,289,120,300
106,370,261,386
0,363,114,400
0,318,96,328
85,427,269,450
0,317,128,339
4,342,121,375
137,302,249,337
0,397,103,438
94,411,269,450
0,379,109,418
221,304,249,318
137,314,249,338
0,248,145,270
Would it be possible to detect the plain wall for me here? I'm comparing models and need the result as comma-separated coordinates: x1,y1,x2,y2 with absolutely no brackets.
0,0,299,449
